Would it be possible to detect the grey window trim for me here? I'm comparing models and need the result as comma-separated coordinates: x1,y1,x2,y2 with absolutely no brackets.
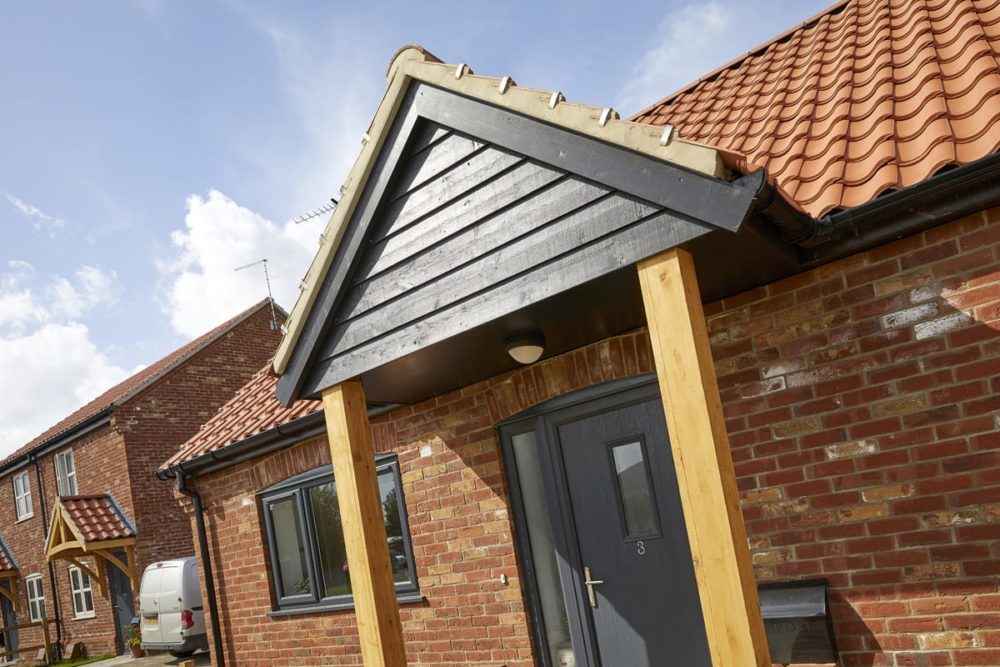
259,455,419,613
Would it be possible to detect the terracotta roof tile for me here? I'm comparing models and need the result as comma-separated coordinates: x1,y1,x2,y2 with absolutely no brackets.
0,299,277,470
163,365,322,469
0,536,15,572
61,495,135,543
632,0,1000,217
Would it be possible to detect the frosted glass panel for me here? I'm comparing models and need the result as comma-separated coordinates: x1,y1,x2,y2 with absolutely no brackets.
512,431,574,665
612,441,658,538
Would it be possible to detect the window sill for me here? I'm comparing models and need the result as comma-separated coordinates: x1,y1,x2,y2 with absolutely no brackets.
15,513,34,523
73,611,96,620
266,590,425,618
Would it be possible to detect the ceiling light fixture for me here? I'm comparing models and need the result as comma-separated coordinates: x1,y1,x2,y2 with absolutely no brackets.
505,333,545,365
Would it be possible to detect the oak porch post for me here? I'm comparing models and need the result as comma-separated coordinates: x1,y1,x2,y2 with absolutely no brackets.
322,381,406,666
637,248,770,667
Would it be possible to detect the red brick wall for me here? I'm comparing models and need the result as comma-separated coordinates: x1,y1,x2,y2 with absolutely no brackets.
188,206,1000,667
0,304,283,662
0,425,129,660
713,206,1000,667
120,304,283,572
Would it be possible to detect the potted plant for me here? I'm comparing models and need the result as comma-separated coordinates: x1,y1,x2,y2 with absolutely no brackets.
125,623,144,658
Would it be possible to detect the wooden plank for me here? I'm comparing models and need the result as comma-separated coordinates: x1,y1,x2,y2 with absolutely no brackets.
403,120,450,158
357,160,562,280
374,146,522,239
304,208,706,395
388,131,485,199
322,382,406,666
342,176,606,319
323,192,654,357
636,248,770,667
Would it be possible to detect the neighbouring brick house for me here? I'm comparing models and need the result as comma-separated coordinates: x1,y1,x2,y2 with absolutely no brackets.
160,2,1000,666
0,299,282,661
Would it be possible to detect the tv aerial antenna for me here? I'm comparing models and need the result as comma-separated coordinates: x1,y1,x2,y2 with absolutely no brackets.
289,197,338,225
234,259,279,331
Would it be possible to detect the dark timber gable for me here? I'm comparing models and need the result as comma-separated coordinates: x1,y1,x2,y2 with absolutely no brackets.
277,82,767,407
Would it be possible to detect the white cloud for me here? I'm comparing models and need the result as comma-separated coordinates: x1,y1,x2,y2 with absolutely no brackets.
47,266,121,319
0,261,121,334
5,193,67,237
0,261,129,458
0,323,130,456
616,2,732,115
158,189,320,337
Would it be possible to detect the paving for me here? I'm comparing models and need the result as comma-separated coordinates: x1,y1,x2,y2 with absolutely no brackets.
82,650,211,667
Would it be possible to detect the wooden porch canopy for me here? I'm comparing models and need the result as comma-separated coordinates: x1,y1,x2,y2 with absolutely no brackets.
273,45,778,666
45,495,138,597
0,535,17,610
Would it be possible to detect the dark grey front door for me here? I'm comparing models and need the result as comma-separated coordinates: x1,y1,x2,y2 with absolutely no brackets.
501,378,712,666
555,395,711,666
107,556,135,655
1,595,17,661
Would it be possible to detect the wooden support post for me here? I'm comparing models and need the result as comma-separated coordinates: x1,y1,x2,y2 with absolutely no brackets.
322,381,406,666
637,248,770,667
42,618,51,662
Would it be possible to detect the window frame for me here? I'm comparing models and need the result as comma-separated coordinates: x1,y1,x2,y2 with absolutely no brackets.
54,449,77,496
68,565,95,619
26,574,46,622
259,455,420,613
13,470,33,520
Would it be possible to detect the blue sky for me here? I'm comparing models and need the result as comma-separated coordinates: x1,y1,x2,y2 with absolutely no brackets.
0,0,832,456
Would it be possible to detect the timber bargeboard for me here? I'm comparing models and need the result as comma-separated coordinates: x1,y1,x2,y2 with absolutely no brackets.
277,81,768,407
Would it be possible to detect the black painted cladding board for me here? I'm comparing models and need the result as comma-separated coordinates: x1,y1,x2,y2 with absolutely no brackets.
277,82,763,405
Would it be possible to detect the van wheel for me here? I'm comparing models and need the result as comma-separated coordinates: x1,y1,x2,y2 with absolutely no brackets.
170,650,195,658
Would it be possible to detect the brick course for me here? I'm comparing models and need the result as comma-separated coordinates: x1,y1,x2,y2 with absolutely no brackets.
188,206,1000,666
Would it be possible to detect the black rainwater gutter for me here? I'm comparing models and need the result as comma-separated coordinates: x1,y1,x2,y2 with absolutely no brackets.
745,151,1000,268
31,454,62,661
157,412,326,483
797,152,1000,266
174,468,225,667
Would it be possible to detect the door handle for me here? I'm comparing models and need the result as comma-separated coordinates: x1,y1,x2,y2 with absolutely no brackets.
583,566,604,609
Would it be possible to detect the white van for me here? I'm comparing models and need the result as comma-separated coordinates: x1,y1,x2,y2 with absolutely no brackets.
139,557,208,656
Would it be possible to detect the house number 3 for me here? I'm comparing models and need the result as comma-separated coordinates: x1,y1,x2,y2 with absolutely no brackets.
636,541,646,555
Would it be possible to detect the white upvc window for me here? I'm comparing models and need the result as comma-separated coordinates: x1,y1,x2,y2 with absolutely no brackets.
13,470,33,520
26,574,46,622
68,565,95,619
54,449,77,496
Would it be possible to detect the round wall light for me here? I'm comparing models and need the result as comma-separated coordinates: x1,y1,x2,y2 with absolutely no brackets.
505,333,545,365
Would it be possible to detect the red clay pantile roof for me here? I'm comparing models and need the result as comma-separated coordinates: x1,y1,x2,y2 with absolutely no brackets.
0,537,15,572
61,495,135,543
163,365,322,469
0,299,276,470
632,0,1000,218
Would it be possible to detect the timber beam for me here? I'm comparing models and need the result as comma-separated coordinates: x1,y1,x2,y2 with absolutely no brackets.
637,248,771,667
322,381,407,666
